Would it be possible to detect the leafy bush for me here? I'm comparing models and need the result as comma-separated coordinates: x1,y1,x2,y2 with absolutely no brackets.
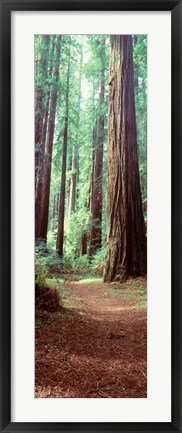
63,253,90,274
35,246,62,286
90,247,106,275
35,246,47,287
73,255,90,273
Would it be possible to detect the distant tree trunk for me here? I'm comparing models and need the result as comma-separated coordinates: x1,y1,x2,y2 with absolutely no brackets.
56,193,60,214
35,37,55,237
89,38,105,256
35,35,50,185
81,232,87,255
52,193,59,218
69,47,83,216
104,35,147,282
53,194,56,218
36,35,61,243
67,153,72,214
56,47,70,258
80,193,90,256
89,127,96,217
88,82,96,255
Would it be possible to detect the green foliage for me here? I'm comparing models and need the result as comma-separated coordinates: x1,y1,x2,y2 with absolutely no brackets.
35,246,62,286
35,260,47,287
90,247,106,275
35,247,47,286
75,255,89,273
35,34,147,269
133,35,147,219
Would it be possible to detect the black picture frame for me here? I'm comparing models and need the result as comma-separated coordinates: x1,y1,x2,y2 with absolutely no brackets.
0,1,181,432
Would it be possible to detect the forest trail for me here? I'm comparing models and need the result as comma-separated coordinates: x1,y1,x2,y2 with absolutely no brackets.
35,276,147,398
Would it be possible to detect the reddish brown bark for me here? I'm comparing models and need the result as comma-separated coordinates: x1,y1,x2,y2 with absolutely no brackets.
36,35,61,242
104,35,147,282
35,37,55,238
81,232,87,255
35,35,50,185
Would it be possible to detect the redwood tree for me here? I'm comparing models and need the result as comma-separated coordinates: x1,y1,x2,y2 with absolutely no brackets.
36,35,61,242
35,35,50,186
35,37,55,238
104,35,147,282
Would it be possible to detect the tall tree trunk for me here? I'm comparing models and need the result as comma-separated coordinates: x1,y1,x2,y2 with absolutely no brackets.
69,47,83,216
89,38,105,256
88,81,96,254
36,35,61,243
104,35,147,282
53,194,56,218
35,37,55,238
56,193,60,214
35,35,50,185
67,152,72,214
81,232,87,255
89,127,96,217
56,47,70,258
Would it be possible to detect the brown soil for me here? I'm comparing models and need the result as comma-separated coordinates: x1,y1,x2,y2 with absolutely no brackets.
35,276,147,398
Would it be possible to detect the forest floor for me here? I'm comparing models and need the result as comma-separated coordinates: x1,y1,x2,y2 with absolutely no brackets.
35,275,147,398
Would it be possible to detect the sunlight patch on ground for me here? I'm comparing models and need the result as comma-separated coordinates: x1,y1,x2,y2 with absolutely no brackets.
74,278,103,285
96,306,140,312
46,277,65,287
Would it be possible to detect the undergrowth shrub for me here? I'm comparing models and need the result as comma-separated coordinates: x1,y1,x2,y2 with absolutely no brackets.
35,246,63,312
72,255,90,273
90,247,106,276
63,253,90,274
35,246,62,287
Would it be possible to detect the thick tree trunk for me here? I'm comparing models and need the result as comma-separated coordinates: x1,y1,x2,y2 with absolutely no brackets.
35,37,55,237
56,48,70,258
89,38,105,256
104,35,147,282
36,35,61,242
35,35,50,185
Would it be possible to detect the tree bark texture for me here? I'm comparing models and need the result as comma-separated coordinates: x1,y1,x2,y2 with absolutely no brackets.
35,35,50,186
35,37,55,237
81,232,87,255
36,35,61,242
104,35,147,282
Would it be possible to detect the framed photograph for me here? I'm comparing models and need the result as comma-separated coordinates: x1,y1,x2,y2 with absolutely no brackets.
0,0,181,432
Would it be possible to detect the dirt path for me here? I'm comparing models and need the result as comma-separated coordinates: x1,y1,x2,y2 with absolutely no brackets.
35,276,147,398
